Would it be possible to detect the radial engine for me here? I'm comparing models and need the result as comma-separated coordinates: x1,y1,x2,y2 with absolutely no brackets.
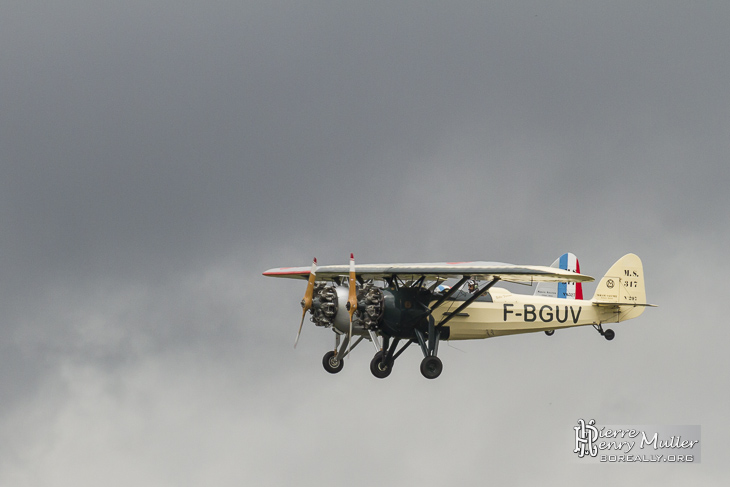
309,283,385,335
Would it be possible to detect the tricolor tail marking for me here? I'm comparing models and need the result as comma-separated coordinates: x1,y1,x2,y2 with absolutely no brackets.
557,253,583,299
534,252,583,299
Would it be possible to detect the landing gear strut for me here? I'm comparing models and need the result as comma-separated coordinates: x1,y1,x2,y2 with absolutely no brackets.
322,332,364,374
415,317,443,379
593,323,615,341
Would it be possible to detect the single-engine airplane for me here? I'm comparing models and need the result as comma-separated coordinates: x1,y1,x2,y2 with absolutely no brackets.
263,253,654,379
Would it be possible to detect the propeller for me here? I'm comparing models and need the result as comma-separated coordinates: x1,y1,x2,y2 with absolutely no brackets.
295,257,317,348
346,253,357,354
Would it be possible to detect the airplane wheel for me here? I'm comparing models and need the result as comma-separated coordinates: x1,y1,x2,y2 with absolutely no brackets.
322,351,344,374
420,356,443,379
545,330,555,336
370,352,392,379
604,329,615,341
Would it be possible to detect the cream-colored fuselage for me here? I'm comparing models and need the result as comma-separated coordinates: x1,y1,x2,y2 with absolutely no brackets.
432,287,637,340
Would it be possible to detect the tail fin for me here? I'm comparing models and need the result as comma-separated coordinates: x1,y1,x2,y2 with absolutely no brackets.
534,252,584,299
591,253,650,318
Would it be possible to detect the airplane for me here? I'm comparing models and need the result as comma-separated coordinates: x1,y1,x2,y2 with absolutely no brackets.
263,253,654,379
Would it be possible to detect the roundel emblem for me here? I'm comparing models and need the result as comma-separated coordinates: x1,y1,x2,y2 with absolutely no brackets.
606,279,615,289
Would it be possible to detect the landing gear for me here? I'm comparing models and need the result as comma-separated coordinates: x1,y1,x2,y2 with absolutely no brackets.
593,323,615,341
322,332,364,374
420,356,443,379
322,351,344,374
370,352,393,379
368,336,412,379
545,329,555,336
414,317,443,379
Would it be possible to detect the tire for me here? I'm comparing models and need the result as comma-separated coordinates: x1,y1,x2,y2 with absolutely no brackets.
322,351,344,374
370,352,392,379
604,329,615,341
420,356,443,379
545,329,555,336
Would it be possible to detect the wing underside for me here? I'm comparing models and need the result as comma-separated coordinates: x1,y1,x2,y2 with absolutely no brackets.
263,262,594,283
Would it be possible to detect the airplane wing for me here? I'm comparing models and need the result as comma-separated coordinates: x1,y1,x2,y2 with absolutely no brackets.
263,261,594,284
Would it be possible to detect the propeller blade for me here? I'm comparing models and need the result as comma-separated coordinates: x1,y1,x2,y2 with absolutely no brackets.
346,253,357,355
295,258,317,348
294,310,307,349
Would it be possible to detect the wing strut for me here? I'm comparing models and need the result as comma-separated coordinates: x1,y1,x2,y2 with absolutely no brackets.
436,278,500,329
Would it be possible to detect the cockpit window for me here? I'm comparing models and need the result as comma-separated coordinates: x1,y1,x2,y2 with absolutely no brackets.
443,290,493,302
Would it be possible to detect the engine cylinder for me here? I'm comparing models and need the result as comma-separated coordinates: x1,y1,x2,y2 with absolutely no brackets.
310,284,338,327
357,284,385,329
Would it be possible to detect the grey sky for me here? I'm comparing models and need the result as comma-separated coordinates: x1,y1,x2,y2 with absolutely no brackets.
1,1,728,485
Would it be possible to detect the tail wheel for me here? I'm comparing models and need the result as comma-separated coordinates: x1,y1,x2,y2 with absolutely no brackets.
420,356,443,379
322,351,344,374
544,329,555,336
370,352,393,379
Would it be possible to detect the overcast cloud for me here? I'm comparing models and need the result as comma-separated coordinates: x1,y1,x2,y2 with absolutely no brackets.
1,1,728,485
